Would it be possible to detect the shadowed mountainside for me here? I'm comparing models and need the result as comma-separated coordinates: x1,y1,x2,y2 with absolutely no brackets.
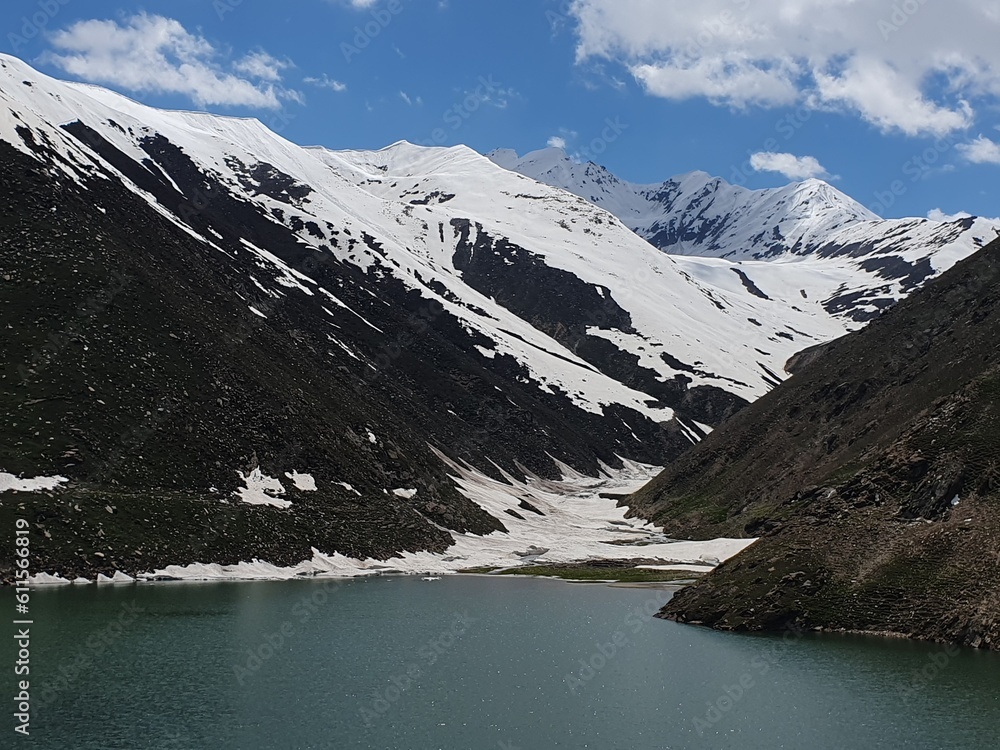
626,239,1000,649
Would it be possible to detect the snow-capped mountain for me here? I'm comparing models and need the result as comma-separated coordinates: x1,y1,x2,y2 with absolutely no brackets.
0,54,812,578
488,147,879,256
0,54,852,417
489,147,1000,321
0,53,987,581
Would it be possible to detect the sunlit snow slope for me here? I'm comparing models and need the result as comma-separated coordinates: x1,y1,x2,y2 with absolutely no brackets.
490,147,1000,323
3,53,851,415
0,55,783,580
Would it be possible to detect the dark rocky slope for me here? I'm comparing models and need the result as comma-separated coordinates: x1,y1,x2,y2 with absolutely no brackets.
0,136,696,582
625,239,1000,649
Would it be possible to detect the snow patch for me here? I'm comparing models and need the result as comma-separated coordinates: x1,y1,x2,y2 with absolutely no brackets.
475,346,497,359
141,456,756,582
286,471,317,492
235,468,292,509
96,571,134,584
0,473,68,493
29,573,71,585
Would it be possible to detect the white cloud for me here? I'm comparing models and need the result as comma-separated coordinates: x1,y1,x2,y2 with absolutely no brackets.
927,208,972,222
958,135,1000,164
811,57,972,137
44,14,300,109
750,152,830,180
399,91,412,105
233,51,291,83
304,74,348,93
633,56,797,108
928,207,1000,224
569,0,1000,136
546,127,578,150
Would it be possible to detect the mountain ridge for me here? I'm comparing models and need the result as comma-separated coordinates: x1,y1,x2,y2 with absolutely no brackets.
489,148,999,327
0,54,775,581
489,146,998,259
1,54,994,604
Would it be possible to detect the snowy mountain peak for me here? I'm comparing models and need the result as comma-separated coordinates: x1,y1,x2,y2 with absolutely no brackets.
779,178,879,221
663,170,716,189
486,146,620,187
483,147,520,169
488,148,890,258
488,147,1000,268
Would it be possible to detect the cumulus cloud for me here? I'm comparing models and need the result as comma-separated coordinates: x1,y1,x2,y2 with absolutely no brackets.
233,51,292,83
927,208,972,222
43,13,300,109
929,207,1000,224
569,0,1000,136
633,56,797,108
958,135,1000,164
812,57,973,137
750,152,830,180
546,127,578,150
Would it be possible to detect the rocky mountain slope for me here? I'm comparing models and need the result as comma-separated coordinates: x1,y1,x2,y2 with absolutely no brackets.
625,238,1000,649
0,55,816,580
490,147,1000,323
1,53,994,589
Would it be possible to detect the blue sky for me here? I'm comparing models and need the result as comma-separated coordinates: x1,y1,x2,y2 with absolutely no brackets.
3,0,1000,220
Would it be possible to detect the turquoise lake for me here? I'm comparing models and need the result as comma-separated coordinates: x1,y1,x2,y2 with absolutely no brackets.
6,576,999,749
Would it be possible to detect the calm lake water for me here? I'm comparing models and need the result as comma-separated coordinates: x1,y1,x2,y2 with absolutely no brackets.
6,576,999,749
